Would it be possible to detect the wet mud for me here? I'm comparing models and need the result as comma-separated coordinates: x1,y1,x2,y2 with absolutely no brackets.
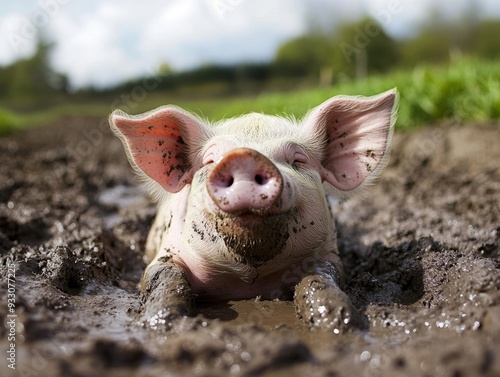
0,118,499,376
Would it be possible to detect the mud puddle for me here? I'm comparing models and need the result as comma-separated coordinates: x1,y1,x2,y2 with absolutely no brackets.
1,118,499,376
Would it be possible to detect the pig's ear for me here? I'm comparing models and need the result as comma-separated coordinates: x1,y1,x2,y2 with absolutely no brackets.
302,89,398,197
109,106,212,196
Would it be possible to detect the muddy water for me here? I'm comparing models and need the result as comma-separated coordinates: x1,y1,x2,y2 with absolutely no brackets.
0,118,499,376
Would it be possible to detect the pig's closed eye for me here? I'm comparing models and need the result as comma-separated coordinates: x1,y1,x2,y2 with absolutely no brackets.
203,153,215,165
291,153,308,169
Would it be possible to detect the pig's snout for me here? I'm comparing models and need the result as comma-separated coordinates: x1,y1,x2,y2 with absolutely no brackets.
207,148,283,214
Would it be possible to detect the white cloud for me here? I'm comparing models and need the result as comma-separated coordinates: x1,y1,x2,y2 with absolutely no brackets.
49,1,161,88
47,0,307,88
1,0,499,88
480,0,500,17
0,13,38,65
140,0,305,70
373,0,499,38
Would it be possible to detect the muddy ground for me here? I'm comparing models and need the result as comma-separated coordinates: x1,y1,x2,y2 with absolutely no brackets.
0,117,499,377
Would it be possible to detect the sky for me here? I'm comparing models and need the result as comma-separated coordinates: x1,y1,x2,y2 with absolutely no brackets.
1,0,499,89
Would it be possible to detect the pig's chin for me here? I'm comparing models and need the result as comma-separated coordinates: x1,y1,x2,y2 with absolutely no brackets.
205,209,291,268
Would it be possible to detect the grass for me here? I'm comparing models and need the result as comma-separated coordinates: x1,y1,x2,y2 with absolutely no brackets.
0,108,22,133
1,58,499,134
185,58,499,130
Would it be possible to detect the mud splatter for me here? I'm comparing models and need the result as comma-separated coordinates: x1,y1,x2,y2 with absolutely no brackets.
211,212,290,267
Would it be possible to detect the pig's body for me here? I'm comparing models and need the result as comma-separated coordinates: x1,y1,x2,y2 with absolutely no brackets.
110,89,398,329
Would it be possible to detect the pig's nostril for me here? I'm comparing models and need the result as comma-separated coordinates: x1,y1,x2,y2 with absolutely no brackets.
227,176,234,187
215,173,234,188
255,174,268,185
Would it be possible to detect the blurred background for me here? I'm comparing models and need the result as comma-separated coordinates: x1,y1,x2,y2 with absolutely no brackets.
0,0,499,132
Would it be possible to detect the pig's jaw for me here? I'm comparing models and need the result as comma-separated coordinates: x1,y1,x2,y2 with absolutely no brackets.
177,197,334,292
203,209,292,268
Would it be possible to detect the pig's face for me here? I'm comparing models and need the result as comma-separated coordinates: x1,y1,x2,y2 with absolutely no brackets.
110,90,398,283
185,114,336,279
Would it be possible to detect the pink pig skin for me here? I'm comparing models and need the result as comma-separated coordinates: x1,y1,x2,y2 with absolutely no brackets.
110,89,398,331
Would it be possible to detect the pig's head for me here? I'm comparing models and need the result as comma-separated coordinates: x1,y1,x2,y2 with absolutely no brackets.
109,89,398,282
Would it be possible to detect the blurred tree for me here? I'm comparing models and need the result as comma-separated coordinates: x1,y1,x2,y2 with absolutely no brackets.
0,66,13,98
335,18,400,79
398,8,488,66
273,34,336,78
273,18,399,84
158,62,173,76
9,39,55,97
0,37,68,101
474,20,500,59
399,26,451,66
234,63,270,82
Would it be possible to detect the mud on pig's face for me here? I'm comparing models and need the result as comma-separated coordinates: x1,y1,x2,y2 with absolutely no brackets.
109,89,398,273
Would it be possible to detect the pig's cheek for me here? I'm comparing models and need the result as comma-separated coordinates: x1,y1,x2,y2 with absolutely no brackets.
286,178,332,250
273,169,300,213
191,166,225,215
184,201,221,258
289,199,329,237
278,180,294,212
182,171,213,237
282,169,324,213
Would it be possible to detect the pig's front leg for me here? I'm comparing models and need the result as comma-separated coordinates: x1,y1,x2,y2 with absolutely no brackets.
139,257,194,329
293,253,362,332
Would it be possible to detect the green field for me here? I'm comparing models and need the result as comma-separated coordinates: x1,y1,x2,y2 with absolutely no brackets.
1,58,499,134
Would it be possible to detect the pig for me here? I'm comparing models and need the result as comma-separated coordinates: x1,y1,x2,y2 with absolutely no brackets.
109,88,398,331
